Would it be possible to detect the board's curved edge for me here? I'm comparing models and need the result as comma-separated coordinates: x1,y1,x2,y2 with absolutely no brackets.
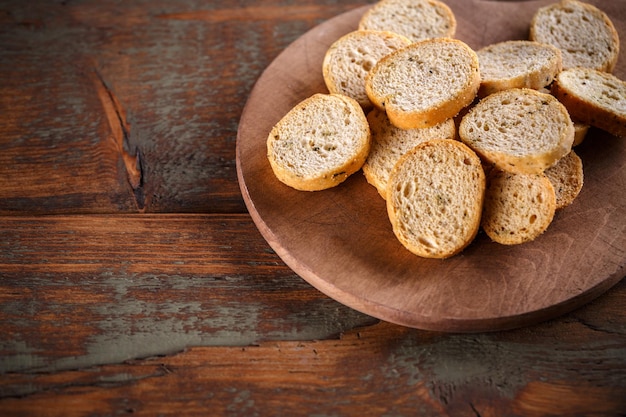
235,1,626,333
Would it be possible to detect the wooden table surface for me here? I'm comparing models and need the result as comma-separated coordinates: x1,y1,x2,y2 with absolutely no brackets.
1,0,625,416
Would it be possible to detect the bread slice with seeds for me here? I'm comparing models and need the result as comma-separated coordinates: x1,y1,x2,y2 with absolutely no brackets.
551,67,626,138
267,93,371,191
322,30,411,109
481,171,556,245
386,139,485,259
362,108,456,199
358,0,456,43
544,150,584,209
366,37,481,129
529,0,620,72
476,40,562,97
458,88,575,174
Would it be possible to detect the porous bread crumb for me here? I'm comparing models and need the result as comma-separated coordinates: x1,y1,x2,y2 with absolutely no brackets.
363,108,456,199
366,38,480,129
358,0,456,42
323,30,411,108
481,171,556,245
267,94,371,191
459,88,574,174
386,140,485,258
529,0,620,72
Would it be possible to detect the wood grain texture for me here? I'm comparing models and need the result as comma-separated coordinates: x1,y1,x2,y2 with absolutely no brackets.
0,214,377,374
1,305,625,417
1,215,624,414
0,0,368,214
1,0,625,415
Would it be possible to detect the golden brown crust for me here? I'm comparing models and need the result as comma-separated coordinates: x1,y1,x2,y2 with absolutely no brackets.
544,150,584,210
358,0,456,43
322,30,411,108
477,40,563,97
267,94,371,191
362,109,456,199
366,38,481,129
572,121,590,147
481,171,556,245
459,89,575,174
529,0,620,72
386,140,485,259
551,68,626,138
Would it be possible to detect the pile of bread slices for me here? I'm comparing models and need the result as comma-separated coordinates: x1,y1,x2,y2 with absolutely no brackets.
266,0,624,259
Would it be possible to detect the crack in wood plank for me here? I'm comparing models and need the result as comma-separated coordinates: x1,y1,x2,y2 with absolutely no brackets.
1,362,174,400
574,316,626,336
469,402,482,417
93,69,145,211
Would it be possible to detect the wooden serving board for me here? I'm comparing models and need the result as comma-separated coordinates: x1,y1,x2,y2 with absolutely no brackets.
236,0,626,332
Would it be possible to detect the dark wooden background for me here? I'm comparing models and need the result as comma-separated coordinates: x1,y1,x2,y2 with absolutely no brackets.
1,0,625,416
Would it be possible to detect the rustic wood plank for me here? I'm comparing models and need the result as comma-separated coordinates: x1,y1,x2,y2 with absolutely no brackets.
0,0,370,214
1,293,625,417
0,214,377,374
0,214,624,416
1,0,625,415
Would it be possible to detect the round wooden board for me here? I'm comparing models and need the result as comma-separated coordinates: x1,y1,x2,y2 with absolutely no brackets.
236,0,626,332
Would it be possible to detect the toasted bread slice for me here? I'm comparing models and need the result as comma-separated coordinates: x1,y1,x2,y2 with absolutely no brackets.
529,0,620,72
363,108,456,198
551,67,626,138
267,94,371,191
322,30,411,109
366,38,481,129
358,0,456,43
477,40,562,97
386,139,485,259
459,88,575,174
482,170,556,245
572,121,590,146
544,150,584,210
